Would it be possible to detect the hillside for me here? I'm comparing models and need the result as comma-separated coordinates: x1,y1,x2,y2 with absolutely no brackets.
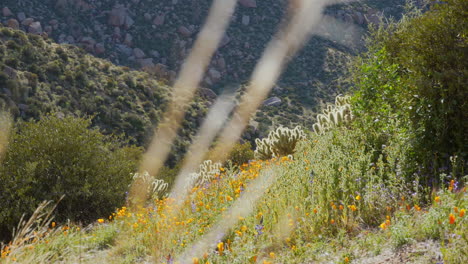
0,0,417,136
0,24,212,162
0,0,467,263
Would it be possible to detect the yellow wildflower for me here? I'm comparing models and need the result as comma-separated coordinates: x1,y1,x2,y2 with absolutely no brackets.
217,242,224,255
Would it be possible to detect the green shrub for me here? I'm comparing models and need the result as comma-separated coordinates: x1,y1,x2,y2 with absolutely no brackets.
228,141,254,165
303,128,409,233
0,115,142,241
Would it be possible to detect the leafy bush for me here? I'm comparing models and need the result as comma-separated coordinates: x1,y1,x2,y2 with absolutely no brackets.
303,128,410,233
351,0,467,185
0,115,142,240
228,141,254,165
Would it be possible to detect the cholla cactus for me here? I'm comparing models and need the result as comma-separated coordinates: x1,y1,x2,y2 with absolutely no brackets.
313,95,354,135
190,160,222,187
254,126,306,160
254,137,275,160
131,171,169,200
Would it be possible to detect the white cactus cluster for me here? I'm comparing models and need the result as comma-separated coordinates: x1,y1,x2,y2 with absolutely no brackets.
131,171,169,200
312,95,354,135
189,160,222,188
254,126,306,160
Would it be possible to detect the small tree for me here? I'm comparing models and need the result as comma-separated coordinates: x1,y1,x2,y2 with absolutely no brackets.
0,114,141,240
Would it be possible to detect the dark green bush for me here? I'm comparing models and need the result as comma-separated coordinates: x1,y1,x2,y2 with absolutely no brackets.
0,115,142,241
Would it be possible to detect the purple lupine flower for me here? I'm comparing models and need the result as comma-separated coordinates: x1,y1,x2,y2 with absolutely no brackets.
255,224,264,236
191,201,196,213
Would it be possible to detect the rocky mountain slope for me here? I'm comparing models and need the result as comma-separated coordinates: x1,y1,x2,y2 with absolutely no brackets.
1,0,416,136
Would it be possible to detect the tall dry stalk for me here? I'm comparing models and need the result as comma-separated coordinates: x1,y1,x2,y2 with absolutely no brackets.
1,198,63,263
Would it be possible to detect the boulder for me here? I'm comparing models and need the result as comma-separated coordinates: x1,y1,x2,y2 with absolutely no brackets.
66,35,75,44
239,0,257,8
344,14,353,24
21,17,34,26
17,12,26,21
3,66,17,79
365,9,381,25
137,58,154,68
263,97,282,106
113,27,121,38
108,6,127,26
133,48,146,59
144,13,152,21
208,68,221,82
6,18,19,30
2,88,12,97
80,36,96,51
199,88,217,101
94,43,106,54
150,50,160,58
123,15,134,29
220,35,230,47
217,57,226,70
123,33,133,46
28,22,43,34
242,15,250,26
2,7,13,17
352,11,365,25
18,104,28,111
116,44,132,56
178,26,192,37
153,14,165,25
154,63,168,75
44,25,53,34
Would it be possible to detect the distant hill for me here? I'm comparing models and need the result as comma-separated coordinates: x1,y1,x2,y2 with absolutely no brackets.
1,0,419,136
